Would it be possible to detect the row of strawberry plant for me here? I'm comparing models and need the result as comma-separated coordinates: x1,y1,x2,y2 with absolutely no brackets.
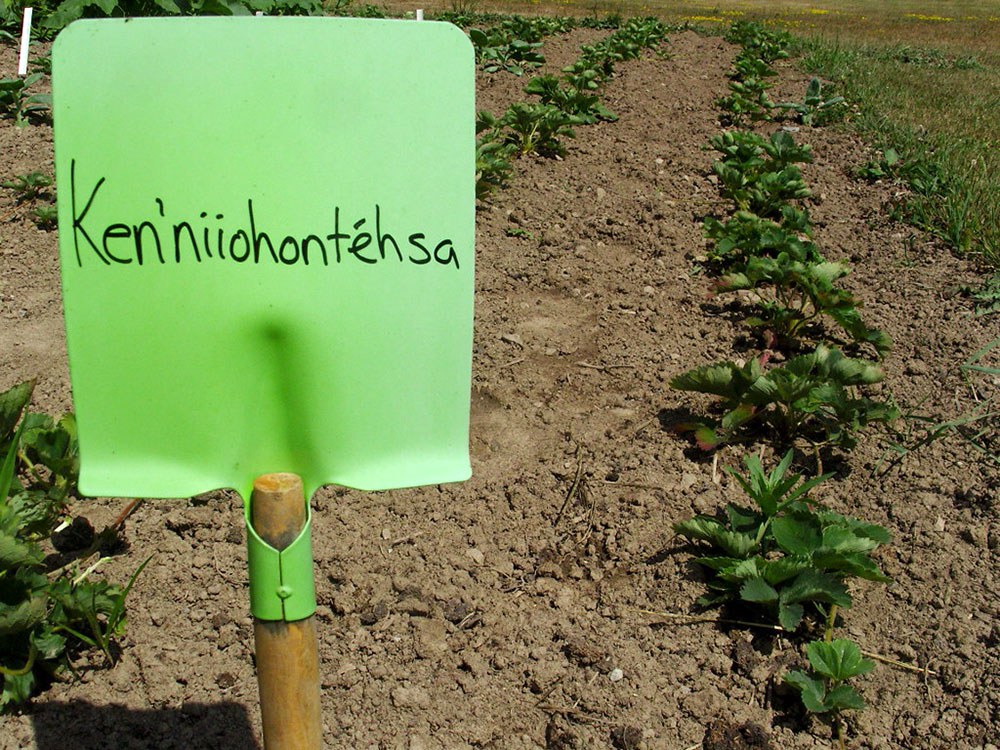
717,20,846,129
474,17,671,201
674,50,895,454
467,16,563,77
671,22,896,749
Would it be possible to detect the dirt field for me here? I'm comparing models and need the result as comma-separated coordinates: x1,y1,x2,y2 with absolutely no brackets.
1,26,997,750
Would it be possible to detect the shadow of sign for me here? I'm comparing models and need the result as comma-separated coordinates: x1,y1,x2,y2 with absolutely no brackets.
31,700,258,750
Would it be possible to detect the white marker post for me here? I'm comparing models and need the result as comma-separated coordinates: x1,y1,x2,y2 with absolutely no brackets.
17,7,33,77
416,9,424,21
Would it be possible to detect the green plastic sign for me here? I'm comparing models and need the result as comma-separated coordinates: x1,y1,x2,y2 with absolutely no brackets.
53,17,475,504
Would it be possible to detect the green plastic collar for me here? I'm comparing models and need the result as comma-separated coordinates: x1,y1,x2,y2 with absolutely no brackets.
245,502,317,622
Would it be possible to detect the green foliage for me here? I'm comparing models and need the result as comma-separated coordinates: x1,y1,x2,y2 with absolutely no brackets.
43,0,322,32
717,74,774,124
0,75,51,127
474,134,515,200
0,381,142,711
703,207,816,267
673,452,890,631
724,20,792,64
31,205,58,230
856,146,946,198
711,130,812,217
524,74,616,125
671,344,898,450
495,102,579,158
715,254,892,355
785,638,873,741
578,14,621,30
964,273,1000,317
778,77,846,127
469,27,545,76
2,172,52,203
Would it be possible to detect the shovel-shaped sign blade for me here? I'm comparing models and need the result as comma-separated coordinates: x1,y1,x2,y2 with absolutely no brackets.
53,17,475,501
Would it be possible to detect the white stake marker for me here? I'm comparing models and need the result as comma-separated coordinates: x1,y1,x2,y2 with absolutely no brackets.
416,9,424,21
18,7,33,77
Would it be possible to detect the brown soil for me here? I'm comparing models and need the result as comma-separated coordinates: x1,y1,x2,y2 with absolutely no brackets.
2,27,998,750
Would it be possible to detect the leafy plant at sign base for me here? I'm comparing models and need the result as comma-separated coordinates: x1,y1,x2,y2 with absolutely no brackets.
673,451,891,631
495,102,580,158
670,344,898,451
475,135,515,200
0,380,143,711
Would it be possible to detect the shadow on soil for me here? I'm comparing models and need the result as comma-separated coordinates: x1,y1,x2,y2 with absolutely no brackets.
30,700,258,750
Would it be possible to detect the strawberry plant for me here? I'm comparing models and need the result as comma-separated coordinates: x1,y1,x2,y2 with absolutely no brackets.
724,21,792,64
703,208,817,267
2,172,53,203
714,256,892,355
674,450,891,631
32,205,59,230
716,75,774,124
491,103,581,158
524,74,617,124
0,380,145,710
670,344,898,451
785,639,875,750
469,27,545,76
711,131,813,217
0,75,51,127
475,137,515,199
777,77,846,127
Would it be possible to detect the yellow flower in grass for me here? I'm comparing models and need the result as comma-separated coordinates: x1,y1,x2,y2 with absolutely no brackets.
683,15,725,22
904,13,954,22
808,9,829,15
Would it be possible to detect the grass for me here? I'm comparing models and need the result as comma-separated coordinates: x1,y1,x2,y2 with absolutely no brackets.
792,27,1000,266
392,0,1000,269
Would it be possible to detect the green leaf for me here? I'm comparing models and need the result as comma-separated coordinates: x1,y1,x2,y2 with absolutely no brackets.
0,380,33,440
772,514,822,555
694,425,721,451
30,627,67,661
816,511,891,544
674,517,757,558
778,601,804,631
825,684,866,711
811,550,891,583
693,555,744,571
820,525,879,554
759,556,811,585
0,530,44,568
0,595,47,636
740,576,778,603
784,669,829,713
0,670,35,709
806,639,874,681
780,569,852,608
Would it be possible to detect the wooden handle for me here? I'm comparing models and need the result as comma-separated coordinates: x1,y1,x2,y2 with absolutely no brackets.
251,473,322,750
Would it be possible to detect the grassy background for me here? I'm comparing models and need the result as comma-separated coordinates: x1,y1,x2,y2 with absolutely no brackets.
401,0,1000,271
